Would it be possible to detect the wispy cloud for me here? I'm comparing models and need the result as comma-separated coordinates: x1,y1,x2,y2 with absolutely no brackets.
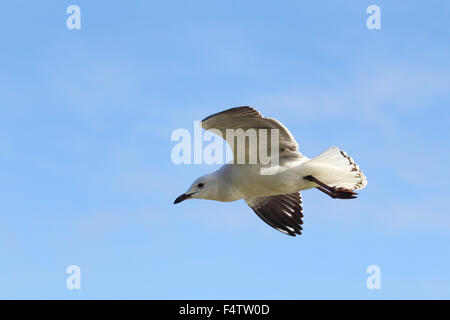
256,64,450,126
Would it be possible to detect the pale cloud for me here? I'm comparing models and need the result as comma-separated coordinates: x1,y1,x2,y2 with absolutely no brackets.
313,193,450,235
254,64,450,126
0,139,13,158
45,57,148,126
380,197,450,233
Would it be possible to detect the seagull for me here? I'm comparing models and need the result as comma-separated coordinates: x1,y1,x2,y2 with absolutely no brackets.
174,106,367,236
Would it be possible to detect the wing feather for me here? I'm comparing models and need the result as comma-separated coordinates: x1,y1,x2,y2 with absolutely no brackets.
201,106,301,163
245,192,304,236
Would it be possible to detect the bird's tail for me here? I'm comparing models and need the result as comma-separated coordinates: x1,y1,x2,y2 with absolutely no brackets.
301,146,367,191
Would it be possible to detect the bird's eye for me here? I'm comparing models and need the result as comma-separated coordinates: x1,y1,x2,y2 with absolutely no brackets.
197,183,204,188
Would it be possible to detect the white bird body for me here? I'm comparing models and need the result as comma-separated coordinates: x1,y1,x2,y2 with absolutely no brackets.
211,160,311,201
174,106,367,236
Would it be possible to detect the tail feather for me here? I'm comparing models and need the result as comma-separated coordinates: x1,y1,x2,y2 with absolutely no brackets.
302,146,367,191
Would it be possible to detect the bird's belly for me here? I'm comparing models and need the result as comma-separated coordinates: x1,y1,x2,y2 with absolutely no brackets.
235,163,315,198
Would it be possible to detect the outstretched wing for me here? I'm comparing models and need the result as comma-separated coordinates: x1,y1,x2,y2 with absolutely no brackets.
245,192,304,236
201,106,301,163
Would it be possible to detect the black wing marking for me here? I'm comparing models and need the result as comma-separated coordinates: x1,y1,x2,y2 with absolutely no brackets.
245,192,304,236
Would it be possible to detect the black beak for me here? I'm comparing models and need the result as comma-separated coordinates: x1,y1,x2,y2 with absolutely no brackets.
174,193,193,204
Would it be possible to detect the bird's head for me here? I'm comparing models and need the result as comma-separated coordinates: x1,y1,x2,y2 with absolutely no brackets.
174,173,219,204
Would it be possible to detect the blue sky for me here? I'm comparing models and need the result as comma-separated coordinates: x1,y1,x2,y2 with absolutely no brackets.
0,1,449,299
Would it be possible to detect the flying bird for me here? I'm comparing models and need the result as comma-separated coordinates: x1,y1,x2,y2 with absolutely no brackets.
174,106,367,236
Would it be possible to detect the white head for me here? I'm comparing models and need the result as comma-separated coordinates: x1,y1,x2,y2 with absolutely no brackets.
174,173,220,204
